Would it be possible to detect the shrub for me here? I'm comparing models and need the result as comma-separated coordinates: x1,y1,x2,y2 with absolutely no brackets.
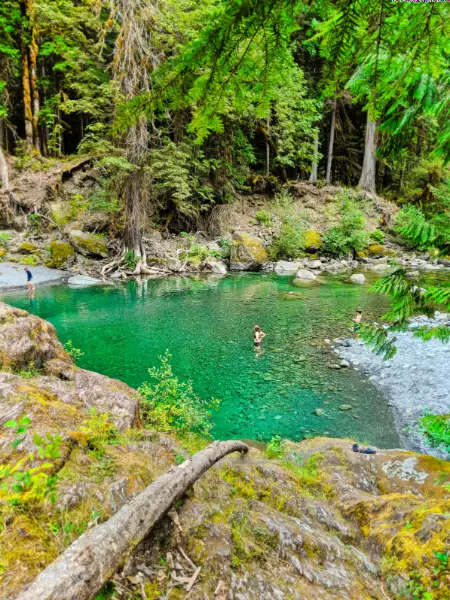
138,351,220,439
270,218,306,260
370,229,385,244
266,435,285,459
218,238,231,259
124,250,138,271
254,210,272,227
323,193,369,257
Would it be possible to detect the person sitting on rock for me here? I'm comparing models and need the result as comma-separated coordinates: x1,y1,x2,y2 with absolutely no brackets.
24,267,35,299
254,325,266,349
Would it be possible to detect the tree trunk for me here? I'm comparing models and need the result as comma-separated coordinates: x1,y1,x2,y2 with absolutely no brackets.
309,134,319,182
325,98,337,184
265,115,270,177
21,47,34,151
29,30,40,153
358,116,378,193
0,145,9,190
16,440,249,600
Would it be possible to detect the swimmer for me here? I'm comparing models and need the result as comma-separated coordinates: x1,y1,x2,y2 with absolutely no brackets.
254,325,266,349
352,310,362,337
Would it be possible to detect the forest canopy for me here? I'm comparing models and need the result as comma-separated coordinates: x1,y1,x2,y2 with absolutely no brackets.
0,0,449,269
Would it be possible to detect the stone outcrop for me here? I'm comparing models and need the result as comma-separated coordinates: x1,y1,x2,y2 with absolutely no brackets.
47,241,75,269
230,232,269,271
69,229,109,259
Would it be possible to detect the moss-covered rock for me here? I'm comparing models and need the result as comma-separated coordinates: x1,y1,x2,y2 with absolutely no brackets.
230,232,269,271
47,240,76,269
304,229,322,253
19,241,39,254
69,229,109,259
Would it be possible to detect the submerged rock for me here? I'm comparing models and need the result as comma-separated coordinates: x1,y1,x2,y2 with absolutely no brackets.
350,273,365,284
68,275,102,286
295,268,316,281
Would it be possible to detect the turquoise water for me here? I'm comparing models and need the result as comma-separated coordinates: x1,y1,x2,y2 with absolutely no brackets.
2,273,400,447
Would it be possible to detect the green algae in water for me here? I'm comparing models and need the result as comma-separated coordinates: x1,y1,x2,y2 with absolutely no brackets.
2,273,400,447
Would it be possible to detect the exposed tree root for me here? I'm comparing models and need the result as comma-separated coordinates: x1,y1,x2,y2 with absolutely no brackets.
16,440,249,600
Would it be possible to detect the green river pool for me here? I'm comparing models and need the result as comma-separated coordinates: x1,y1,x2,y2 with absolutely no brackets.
2,272,402,447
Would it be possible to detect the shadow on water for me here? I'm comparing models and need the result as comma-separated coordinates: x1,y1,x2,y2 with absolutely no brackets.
2,272,402,447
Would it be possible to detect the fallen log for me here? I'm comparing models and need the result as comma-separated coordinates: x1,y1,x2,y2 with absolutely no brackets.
15,440,248,600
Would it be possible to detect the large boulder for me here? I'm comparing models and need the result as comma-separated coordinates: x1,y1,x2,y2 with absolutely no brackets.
69,230,109,259
274,260,300,274
295,268,317,281
0,302,71,370
350,273,366,284
47,240,76,269
230,232,269,271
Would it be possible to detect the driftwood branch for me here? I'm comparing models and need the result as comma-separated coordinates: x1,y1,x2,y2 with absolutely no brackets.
16,440,248,600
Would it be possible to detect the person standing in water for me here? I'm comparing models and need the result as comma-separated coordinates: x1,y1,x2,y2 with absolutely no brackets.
254,325,266,349
352,310,362,337
24,267,35,299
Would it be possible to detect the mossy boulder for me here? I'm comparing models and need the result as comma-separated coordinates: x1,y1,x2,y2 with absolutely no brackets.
304,229,322,253
19,242,39,255
230,232,269,271
47,240,76,269
367,243,385,257
0,301,71,371
69,229,109,259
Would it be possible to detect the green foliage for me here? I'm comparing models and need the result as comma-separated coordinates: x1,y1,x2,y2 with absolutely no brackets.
124,251,138,272
420,414,450,452
138,351,220,439
218,238,232,259
254,210,272,227
80,409,118,456
370,229,385,244
16,361,42,379
265,435,285,459
395,205,450,251
323,193,369,257
0,232,10,247
1,416,63,508
64,340,83,364
270,218,306,260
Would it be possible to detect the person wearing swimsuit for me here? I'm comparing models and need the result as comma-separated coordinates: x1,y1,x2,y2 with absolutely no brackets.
24,267,35,299
352,310,362,337
254,325,266,349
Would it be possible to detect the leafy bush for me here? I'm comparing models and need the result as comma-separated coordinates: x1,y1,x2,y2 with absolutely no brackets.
323,193,369,257
1,416,63,508
138,351,220,439
218,238,232,259
370,229,385,244
254,210,272,226
80,409,118,456
124,250,138,271
420,414,450,451
266,435,285,459
0,232,10,247
270,218,306,260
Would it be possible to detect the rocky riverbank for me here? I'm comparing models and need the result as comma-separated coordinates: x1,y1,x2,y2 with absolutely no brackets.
1,301,449,600
332,314,450,459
